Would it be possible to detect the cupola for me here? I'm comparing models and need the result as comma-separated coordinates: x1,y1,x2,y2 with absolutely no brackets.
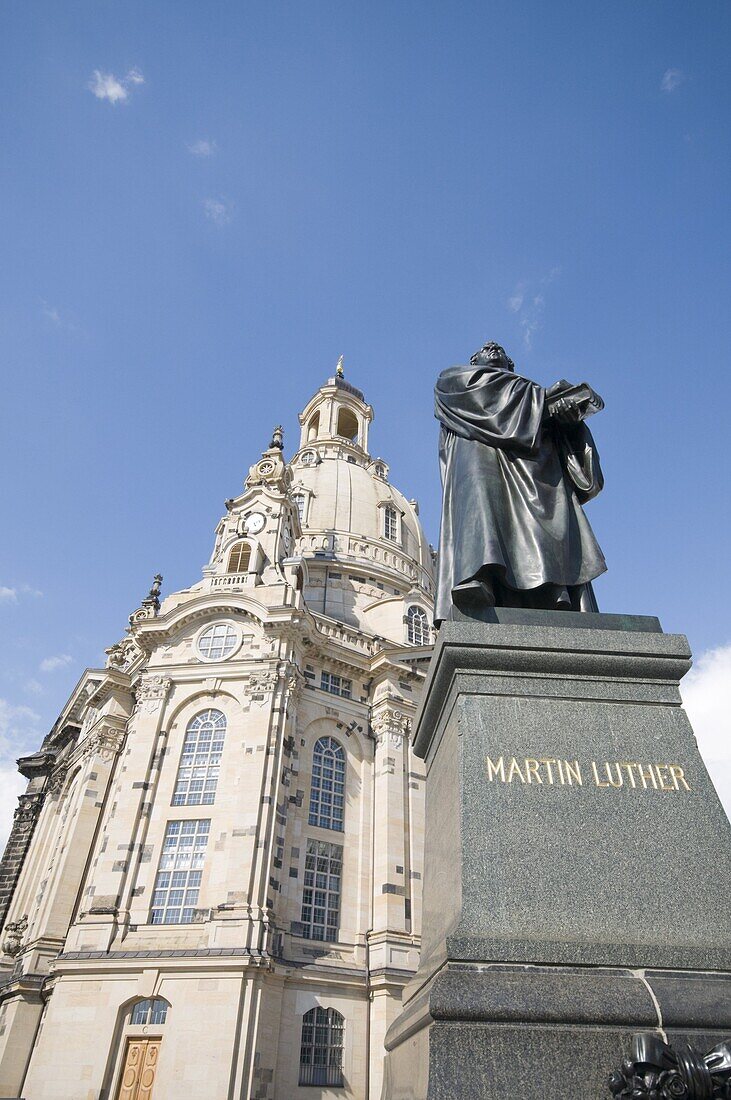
297,358,374,456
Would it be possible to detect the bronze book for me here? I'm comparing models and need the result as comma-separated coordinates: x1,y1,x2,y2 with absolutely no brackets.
546,381,605,419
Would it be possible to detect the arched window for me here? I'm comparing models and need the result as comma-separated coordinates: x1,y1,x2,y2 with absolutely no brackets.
309,737,345,831
336,407,359,443
227,542,251,573
130,998,169,1026
299,1007,345,1087
293,492,306,523
308,412,320,441
384,505,398,542
172,710,226,806
407,606,429,646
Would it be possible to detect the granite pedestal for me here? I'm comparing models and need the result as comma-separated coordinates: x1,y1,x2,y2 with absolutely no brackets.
382,611,731,1099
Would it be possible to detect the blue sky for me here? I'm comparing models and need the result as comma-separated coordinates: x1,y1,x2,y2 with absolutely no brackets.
2,1,730,838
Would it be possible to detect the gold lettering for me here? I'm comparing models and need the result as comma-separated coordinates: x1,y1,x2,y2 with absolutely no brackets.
619,762,638,788
507,757,526,784
604,762,624,789
655,764,674,792
486,756,506,782
637,763,658,790
564,760,582,786
556,758,566,785
539,758,556,784
524,759,543,784
669,764,690,791
591,761,610,788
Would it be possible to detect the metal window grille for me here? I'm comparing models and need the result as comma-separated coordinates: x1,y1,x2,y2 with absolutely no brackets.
301,839,342,941
227,542,251,573
149,819,209,924
198,622,238,660
298,1007,345,1087
172,709,226,807
406,605,429,646
308,737,345,831
130,998,168,1026
384,506,398,541
320,671,352,699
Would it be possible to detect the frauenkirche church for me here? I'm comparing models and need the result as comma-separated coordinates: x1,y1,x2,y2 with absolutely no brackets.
0,366,435,1099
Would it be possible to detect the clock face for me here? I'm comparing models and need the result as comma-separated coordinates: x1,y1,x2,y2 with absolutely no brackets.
244,512,266,535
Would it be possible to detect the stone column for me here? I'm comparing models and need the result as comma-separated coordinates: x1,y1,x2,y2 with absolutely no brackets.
382,611,731,1100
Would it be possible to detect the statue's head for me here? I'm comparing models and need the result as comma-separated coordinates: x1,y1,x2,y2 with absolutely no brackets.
470,342,515,371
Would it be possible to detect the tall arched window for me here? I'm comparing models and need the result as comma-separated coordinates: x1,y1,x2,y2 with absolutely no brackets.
336,407,359,443
172,709,226,806
307,412,320,441
227,542,251,573
406,605,429,646
299,1007,345,1087
293,492,306,523
309,737,345,831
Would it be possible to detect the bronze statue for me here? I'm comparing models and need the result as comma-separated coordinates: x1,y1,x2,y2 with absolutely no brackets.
434,341,607,624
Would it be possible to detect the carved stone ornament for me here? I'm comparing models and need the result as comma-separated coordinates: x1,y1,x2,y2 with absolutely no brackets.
105,636,141,671
247,669,279,697
134,675,172,714
3,914,28,957
13,793,43,832
372,707,410,747
81,726,126,763
609,1032,731,1100
46,765,70,798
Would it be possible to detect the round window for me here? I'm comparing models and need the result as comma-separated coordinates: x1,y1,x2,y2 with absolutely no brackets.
300,451,315,466
197,622,240,662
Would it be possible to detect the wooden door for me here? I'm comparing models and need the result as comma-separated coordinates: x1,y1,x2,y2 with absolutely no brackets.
117,1038,161,1100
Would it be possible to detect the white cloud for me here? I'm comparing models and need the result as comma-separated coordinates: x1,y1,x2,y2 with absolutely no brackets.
661,68,685,94
0,699,42,759
0,700,42,852
202,197,233,225
23,679,44,697
681,643,731,819
39,654,72,673
188,139,217,157
0,584,41,604
507,282,526,313
0,760,26,854
541,266,562,285
506,268,562,350
41,300,77,334
88,68,145,105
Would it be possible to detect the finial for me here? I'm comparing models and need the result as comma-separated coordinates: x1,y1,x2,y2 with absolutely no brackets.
142,573,163,612
336,355,344,378
269,425,284,451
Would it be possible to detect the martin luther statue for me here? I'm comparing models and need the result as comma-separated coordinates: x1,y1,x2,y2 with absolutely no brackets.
434,341,607,624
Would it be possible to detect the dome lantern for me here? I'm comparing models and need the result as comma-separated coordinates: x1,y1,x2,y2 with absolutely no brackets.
297,365,374,455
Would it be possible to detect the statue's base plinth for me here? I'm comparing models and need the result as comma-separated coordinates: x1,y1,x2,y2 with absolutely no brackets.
383,612,731,1099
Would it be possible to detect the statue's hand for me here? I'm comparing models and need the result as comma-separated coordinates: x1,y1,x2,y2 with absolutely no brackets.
550,397,582,424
